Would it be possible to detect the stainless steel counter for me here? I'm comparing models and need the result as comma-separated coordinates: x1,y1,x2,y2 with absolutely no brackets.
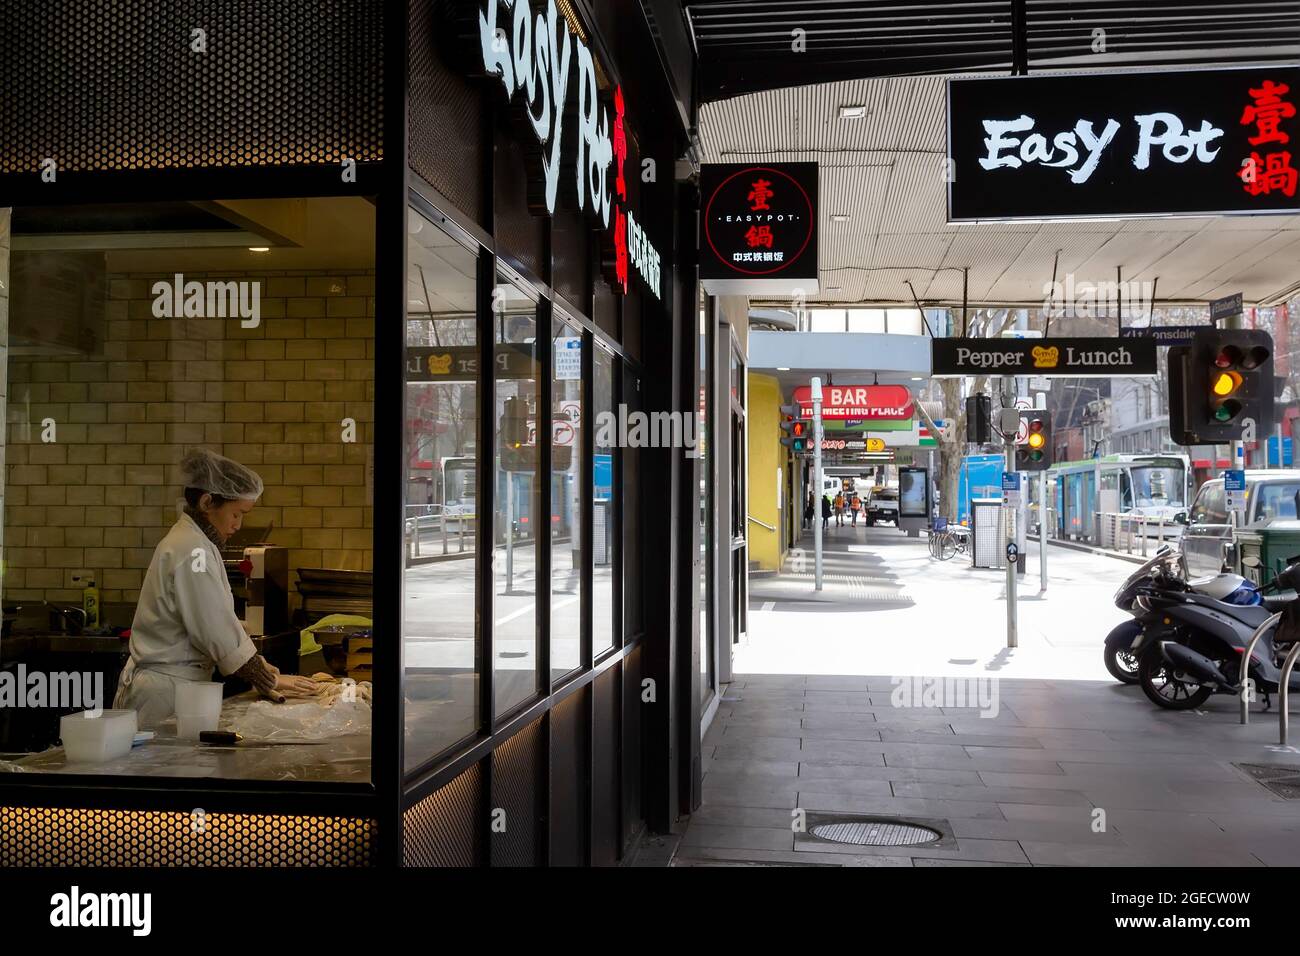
4,693,371,784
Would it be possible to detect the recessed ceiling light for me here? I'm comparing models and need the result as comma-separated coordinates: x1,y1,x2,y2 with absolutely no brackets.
911,376,924,381
777,367,790,371
248,246,270,253
839,105,867,120
825,286,842,293
830,214,850,223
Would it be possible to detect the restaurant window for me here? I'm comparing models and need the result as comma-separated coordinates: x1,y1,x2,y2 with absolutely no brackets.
404,208,479,771
0,197,376,782
551,315,583,681
592,340,617,656
491,273,541,717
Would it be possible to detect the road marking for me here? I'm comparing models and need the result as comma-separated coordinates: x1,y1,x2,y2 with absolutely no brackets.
761,601,775,612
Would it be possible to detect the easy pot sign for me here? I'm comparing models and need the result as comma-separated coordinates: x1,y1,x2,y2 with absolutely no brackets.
948,65,1300,220
792,384,913,421
700,162,818,294
930,337,1158,377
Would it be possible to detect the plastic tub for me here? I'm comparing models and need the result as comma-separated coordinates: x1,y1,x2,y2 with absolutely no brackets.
174,681,223,739
59,709,138,763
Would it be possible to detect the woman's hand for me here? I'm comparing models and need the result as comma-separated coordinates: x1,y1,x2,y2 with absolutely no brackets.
273,674,319,699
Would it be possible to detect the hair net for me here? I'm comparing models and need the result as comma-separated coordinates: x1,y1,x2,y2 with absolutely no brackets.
179,448,264,501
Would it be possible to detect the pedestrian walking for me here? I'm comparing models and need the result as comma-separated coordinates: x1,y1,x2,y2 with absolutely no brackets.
803,493,814,530
834,491,844,527
851,493,862,527
821,494,832,530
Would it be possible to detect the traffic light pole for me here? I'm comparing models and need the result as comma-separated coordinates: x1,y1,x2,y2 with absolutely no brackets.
1037,391,1047,594
812,377,824,592
1003,375,1018,649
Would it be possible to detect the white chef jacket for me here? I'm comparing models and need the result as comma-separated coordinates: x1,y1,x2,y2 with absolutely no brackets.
113,513,256,726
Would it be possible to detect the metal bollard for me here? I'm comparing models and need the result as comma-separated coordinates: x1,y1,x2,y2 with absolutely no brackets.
414,516,422,557
1241,612,1281,725
1281,640,1300,745
1140,516,1148,557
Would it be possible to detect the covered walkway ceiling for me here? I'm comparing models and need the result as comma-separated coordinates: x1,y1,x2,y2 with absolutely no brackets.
699,72,1300,311
689,2,1300,312
685,1,1300,102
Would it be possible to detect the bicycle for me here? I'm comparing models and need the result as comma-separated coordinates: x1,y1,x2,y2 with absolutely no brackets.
928,524,972,561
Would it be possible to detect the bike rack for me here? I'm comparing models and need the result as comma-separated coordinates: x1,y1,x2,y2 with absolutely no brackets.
1241,611,1281,725
1281,640,1300,746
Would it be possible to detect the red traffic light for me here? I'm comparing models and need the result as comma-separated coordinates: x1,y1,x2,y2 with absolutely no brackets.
791,422,805,437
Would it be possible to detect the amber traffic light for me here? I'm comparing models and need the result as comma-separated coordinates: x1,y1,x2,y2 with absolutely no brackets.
1016,411,1052,472
1169,329,1273,445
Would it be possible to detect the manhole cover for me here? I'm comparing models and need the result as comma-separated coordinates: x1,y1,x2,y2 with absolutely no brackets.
1235,763,1300,800
810,820,942,847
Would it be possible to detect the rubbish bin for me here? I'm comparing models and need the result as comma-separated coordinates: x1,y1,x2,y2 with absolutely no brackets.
972,498,1002,569
1235,520,1300,587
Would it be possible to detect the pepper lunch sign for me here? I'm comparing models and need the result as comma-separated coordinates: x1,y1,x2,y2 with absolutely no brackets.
948,65,1300,221
457,0,662,299
930,338,1158,377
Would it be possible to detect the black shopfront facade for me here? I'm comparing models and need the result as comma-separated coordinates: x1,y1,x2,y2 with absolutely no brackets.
0,0,704,868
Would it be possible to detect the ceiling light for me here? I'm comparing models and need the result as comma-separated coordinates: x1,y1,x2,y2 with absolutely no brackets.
830,214,850,223
777,367,790,371
248,246,270,253
825,286,842,293
911,376,924,381
839,105,867,120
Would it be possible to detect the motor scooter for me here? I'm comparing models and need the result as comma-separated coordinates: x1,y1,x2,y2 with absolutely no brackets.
1104,548,1263,685
1133,557,1300,710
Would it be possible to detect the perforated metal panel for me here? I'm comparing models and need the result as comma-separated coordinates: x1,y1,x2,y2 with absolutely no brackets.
410,0,487,226
489,717,545,867
0,806,374,866
403,760,484,866
0,0,383,174
549,688,589,866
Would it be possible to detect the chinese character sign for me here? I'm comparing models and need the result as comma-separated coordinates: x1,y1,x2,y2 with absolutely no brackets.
700,163,819,285
1240,79,1297,198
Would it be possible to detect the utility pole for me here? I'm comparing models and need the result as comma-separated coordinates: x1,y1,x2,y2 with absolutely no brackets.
1003,375,1018,649
1037,389,1048,593
812,377,824,591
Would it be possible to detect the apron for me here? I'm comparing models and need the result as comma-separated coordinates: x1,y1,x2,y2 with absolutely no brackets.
112,658,214,731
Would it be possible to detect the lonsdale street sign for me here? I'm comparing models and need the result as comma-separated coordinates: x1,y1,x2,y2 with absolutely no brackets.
930,337,1157,377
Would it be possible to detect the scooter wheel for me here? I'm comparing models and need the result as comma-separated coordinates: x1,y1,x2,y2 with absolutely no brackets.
1138,646,1214,710
1103,641,1141,685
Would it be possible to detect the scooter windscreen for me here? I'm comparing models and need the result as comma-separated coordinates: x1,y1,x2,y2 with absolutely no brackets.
1113,548,1185,607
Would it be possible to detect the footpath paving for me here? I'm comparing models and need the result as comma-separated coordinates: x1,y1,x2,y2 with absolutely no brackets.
672,524,1300,867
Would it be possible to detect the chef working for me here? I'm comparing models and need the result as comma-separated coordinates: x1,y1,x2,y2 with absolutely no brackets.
113,448,318,728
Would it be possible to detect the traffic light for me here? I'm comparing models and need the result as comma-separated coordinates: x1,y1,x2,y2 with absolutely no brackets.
779,403,809,453
966,394,992,444
1016,410,1052,471
1168,328,1273,445
500,395,532,471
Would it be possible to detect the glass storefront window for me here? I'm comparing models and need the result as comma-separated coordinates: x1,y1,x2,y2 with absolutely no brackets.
404,209,479,771
551,317,582,680
592,342,616,656
0,197,376,782
491,275,541,717
699,300,713,706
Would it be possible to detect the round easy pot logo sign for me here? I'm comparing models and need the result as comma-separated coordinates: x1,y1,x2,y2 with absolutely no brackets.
702,163,818,278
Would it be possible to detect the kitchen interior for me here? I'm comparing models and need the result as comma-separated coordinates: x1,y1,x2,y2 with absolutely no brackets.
0,197,376,782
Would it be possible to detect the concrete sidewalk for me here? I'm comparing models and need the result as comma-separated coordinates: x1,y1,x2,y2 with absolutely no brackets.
676,525,1300,867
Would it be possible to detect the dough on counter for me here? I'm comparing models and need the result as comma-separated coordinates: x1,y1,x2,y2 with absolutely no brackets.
314,679,372,706
310,672,339,683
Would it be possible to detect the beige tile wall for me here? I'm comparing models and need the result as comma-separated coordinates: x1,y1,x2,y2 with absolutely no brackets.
3,270,375,611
